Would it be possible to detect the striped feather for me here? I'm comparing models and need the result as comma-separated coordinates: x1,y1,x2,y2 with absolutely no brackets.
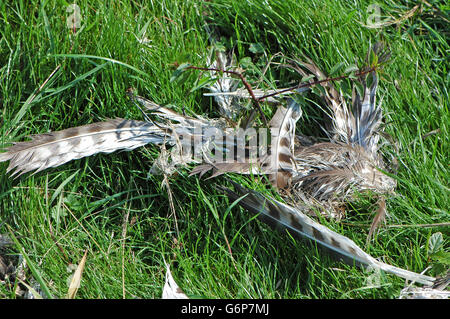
351,72,382,156
264,98,302,188
298,58,384,158
0,119,166,177
221,182,435,286
206,51,242,120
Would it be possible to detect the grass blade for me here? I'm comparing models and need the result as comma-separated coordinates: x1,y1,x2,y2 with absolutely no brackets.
6,226,53,299
49,170,80,206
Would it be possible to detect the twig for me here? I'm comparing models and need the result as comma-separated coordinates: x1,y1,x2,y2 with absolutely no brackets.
257,65,378,102
189,64,379,129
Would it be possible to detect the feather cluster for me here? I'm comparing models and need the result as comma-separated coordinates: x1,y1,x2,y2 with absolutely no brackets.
0,44,436,287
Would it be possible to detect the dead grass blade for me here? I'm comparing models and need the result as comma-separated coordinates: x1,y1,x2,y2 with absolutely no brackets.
121,196,131,299
66,249,88,299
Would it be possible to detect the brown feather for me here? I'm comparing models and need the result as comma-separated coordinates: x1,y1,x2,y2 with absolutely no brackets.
0,119,165,177
264,100,302,188
366,197,387,245
221,182,435,285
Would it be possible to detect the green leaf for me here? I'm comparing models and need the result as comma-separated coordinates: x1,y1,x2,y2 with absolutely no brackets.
369,49,379,66
431,264,446,277
249,42,265,54
63,194,84,212
170,63,191,83
190,76,218,93
430,251,450,266
344,64,359,74
428,232,444,256
301,74,315,82
329,62,346,76
239,57,253,69
348,72,357,80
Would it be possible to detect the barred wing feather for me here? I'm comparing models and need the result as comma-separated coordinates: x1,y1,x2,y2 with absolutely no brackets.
0,119,167,177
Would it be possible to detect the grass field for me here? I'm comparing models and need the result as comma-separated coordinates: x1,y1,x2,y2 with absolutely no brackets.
0,0,448,299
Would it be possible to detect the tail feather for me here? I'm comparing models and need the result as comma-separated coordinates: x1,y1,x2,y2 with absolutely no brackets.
0,96,237,178
352,72,382,156
221,182,435,286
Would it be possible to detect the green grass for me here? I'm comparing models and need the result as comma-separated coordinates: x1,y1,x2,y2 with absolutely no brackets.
0,0,448,299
